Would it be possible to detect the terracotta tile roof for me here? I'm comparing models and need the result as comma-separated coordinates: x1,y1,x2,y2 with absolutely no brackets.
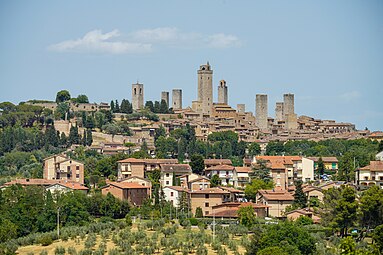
360,161,383,172
188,187,230,194
307,157,338,163
235,167,252,173
108,182,149,189
219,186,244,193
188,176,210,183
256,156,302,161
161,164,192,173
205,164,235,171
163,186,188,192
117,158,146,163
145,159,178,164
204,159,232,165
258,189,294,201
209,202,269,218
51,182,89,190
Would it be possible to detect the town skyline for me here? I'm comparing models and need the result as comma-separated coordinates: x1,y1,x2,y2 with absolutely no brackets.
1,1,382,131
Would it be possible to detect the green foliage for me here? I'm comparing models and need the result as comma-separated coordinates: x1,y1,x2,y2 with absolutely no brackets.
295,216,314,226
293,180,307,209
247,221,316,255
190,154,204,175
238,205,257,228
195,207,203,218
257,246,289,255
244,179,273,201
317,156,325,176
55,90,71,103
210,174,221,187
339,236,356,255
73,95,89,104
248,142,261,156
373,224,383,254
359,185,383,229
266,141,285,155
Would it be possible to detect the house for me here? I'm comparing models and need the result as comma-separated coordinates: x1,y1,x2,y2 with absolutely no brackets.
256,189,294,217
233,167,252,188
302,186,324,202
254,156,314,189
2,179,88,193
219,186,245,202
308,157,338,173
160,164,192,187
204,159,232,169
285,208,321,224
46,182,89,194
179,173,201,188
188,188,230,216
119,176,152,196
204,164,235,186
209,202,269,219
43,154,84,184
163,186,188,208
117,158,178,180
187,176,211,191
355,161,383,189
101,182,149,206
117,158,146,179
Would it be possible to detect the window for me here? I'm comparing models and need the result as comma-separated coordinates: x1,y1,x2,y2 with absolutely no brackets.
76,165,80,170
67,166,70,171
67,173,70,178
205,202,209,207
166,181,169,185
171,192,174,197
205,194,209,199
380,177,383,181
76,174,80,178
166,173,170,177
205,211,209,215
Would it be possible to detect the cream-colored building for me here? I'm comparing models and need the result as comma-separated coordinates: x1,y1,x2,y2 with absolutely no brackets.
355,161,383,188
163,186,188,208
256,189,294,217
188,188,230,216
43,154,84,184
160,164,192,187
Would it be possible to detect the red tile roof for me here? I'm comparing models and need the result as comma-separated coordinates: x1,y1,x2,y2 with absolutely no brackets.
161,164,192,173
205,164,235,171
360,161,383,172
108,182,149,189
258,189,294,201
204,159,232,165
117,158,145,163
235,167,252,173
188,187,230,194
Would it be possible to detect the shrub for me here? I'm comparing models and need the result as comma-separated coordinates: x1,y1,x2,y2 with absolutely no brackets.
54,246,65,255
189,218,199,226
39,235,53,246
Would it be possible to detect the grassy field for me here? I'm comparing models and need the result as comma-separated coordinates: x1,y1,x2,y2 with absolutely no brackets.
17,224,247,255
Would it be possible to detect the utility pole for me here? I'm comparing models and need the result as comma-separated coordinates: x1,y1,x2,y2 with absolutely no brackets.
57,207,60,238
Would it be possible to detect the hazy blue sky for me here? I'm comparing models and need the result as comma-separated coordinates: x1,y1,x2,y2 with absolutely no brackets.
1,0,382,130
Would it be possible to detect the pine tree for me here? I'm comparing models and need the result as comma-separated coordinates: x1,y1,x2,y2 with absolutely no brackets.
317,157,325,176
160,99,168,113
115,100,120,113
59,132,67,147
293,180,307,209
68,125,80,145
86,129,93,146
82,130,87,146
110,100,115,112
81,112,87,127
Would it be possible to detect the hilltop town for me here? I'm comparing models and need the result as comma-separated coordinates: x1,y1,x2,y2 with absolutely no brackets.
0,62,383,255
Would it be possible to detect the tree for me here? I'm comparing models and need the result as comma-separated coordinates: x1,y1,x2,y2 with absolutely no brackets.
265,141,284,156
210,174,221,187
56,90,71,103
75,94,89,103
114,100,120,113
317,157,325,176
102,123,121,141
85,115,95,129
373,224,383,254
245,179,274,201
251,160,272,183
379,140,383,152
359,185,383,230
0,102,16,114
248,142,261,157
195,207,203,218
190,154,205,175
339,236,356,255
68,125,80,145
55,102,70,120
154,125,166,142
238,205,256,228
145,101,154,112
293,180,307,209
110,100,115,112
160,99,168,113
86,129,93,146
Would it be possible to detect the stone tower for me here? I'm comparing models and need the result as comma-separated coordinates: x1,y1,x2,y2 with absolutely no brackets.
132,83,144,111
275,102,284,123
218,80,228,105
283,93,297,130
283,93,295,118
161,91,169,107
256,94,268,130
197,62,213,115
172,89,182,110
237,104,245,113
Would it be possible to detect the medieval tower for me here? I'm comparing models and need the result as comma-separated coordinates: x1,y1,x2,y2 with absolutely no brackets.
197,62,213,115
283,93,295,118
172,89,182,110
161,91,169,107
237,104,245,113
275,102,284,123
132,83,144,111
256,94,268,130
218,80,228,105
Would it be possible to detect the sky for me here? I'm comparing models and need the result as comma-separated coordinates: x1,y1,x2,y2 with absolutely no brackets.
0,0,382,131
